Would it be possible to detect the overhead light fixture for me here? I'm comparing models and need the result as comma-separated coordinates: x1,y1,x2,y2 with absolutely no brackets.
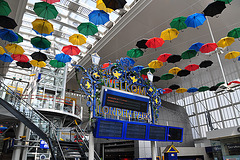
147,71,153,82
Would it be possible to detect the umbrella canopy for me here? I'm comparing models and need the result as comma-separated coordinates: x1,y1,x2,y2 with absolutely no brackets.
209,85,219,91
88,10,109,25
0,46,5,55
41,0,60,4
185,13,206,28
153,76,161,82
62,45,80,56
176,88,187,93
30,60,46,68
0,0,11,16
203,1,226,17
31,52,48,61
199,60,213,68
101,62,112,69
33,2,58,20
146,37,165,48
177,69,190,77
140,67,155,75
0,53,13,62
5,44,24,55
55,53,72,63
141,74,148,80
32,19,54,36
136,39,148,49
225,51,240,59
187,87,198,93
160,28,179,41
96,0,113,13
181,49,197,59
13,33,23,43
169,67,181,75
11,54,29,62
199,43,218,53
170,16,187,31
167,54,182,63
49,59,66,68
127,48,144,58
228,80,240,85
0,28,18,42
198,86,209,92
217,37,235,48
124,57,135,66
227,28,240,39
69,34,87,45
0,16,17,29
169,84,180,90
31,36,51,50
131,65,144,72
216,0,232,4
77,22,98,36
16,62,32,68
160,73,174,80
216,82,225,87
157,53,172,62
163,88,172,94
185,64,199,71
148,60,163,69
102,0,126,10
189,42,204,52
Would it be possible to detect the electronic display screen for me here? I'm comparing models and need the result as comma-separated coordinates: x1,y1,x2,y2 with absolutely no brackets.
98,120,123,138
126,123,146,139
149,125,166,141
168,127,183,141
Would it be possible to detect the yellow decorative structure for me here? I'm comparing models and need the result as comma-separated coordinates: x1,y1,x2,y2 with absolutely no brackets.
113,71,121,79
130,76,138,83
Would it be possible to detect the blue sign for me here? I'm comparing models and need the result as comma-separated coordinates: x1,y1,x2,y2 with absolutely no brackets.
40,140,49,149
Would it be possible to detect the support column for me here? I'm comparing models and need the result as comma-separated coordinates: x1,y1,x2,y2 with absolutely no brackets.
151,141,157,160
88,132,95,160
12,122,25,160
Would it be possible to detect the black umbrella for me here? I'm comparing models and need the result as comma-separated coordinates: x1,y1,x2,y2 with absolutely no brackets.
136,39,148,49
169,84,180,90
16,62,32,68
209,85,219,91
153,76,161,82
31,52,48,61
203,1,226,17
102,0,127,10
177,69,190,77
167,55,182,63
0,16,17,29
199,60,213,68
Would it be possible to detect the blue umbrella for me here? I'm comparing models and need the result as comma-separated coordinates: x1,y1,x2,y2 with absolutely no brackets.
0,53,13,62
0,28,18,42
33,29,53,37
0,126,7,130
131,65,144,72
88,10,109,25
187,87,198,93
185,13,206,28
238,56,240,61
189,42,204,52
55,53,72,63
124,57,135,66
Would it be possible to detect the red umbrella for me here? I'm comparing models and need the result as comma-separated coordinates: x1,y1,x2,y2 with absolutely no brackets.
102,62,112,69
141,74,148,80
199,43,218,53
41,0,60,4
62,45,80,56
146,37,165,48
185,64,199,71
163,88,172,94
228,80,240,85
157,53,172,62
11,54,29,62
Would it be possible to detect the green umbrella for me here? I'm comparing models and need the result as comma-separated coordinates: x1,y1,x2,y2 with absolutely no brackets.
77,22,98,36
181,49,197,59
33,2,58,20
31,36,51,50
216,0,232,4
198,86,209,92
227,28,240,39
0,0,11,16
127,48,144,58
140,67,155,75
170,16,187,31
49,60,66,68
160,73,174,80
216,82,224,87
13,33,23,43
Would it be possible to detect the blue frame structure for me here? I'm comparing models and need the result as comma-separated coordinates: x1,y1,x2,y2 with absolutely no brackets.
167,126,184,142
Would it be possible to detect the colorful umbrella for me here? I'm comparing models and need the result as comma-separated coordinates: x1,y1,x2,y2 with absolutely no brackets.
96,0,113,13
167,54,182,63
148,60,163,69
102,62,112,69
13,33,23,43
177,69,190,77
32,19,54,36
169,67,181,75
31,52,48,61
199,60,213,68
153,76,161,82
228,80,240,85
217,37,235,48
169,84,180,90
157,53,172,62
163,88,172,94
77,22,98,36
185,64,199,71
199,43,218,53
146,37,165,48
170,16,187,31
124,57,135,66
216,0,232,4
209,85,219,91
62,45,80,56
181,49,197,59
49,59,66,68
187,87,198,93
16,62,32,68
31,36,51,50
216,82,224,87
69,34,87,45
160,73,174,80
227,28,240,39
203,1,226,17
0,0,11,16
189,42,204,52
131,65,144,72
127,48,144,58
11,54,29,62
141,74,148,80
0,46,5,55
41,0,60,4
239,56,240,61
224,51,240,59
136,39,148,49
0,28,18,42
140,67,155,75
198,86,209,92
88,10,109,25
0,53,13,62
160,28,179,41
30,60,46,68
185,13,206,28
176,88,187,93
102,0,127,10
5,44,24,55
55,53,72,63
0,15,17,29
33,2,58,20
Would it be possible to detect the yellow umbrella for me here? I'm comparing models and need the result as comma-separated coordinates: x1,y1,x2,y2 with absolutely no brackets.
32,19,54,35
69,34,87,45
169,67,181,75
176,88,187,93
0,46,5,55
96,0,113,13
160,28,179,41
217,37,235,48
148,60,163,69
5,44,24,55
225,51,240,59
30,60,46,68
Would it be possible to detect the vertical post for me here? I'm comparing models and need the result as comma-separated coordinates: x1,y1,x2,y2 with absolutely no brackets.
12,122,25,160
89,110,95,160
72,100,75,115
102,144,104,160
151,141,157,160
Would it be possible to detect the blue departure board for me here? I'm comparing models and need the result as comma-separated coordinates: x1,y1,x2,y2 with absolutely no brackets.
148,125,167,141
125,123,147,140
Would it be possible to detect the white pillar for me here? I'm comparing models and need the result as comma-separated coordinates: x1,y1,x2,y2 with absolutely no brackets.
12,122,25,160
151,141,157,160
88,132,95,160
